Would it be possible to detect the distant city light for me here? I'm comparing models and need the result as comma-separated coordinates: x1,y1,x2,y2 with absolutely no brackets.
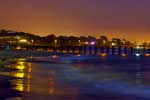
52,55,58,59
16,36,21,39
135,53,140,57
54,40,57,44
19,39,27,43
78,40,81,43
136,45,142,49
103,40,106,44
76,54,81,56
16,46,21,50
145,54,150,57
85,41,88,45
101,53,107,57
121,54,126,57
111,42,116,46
31,40,34,43
90,41,95,45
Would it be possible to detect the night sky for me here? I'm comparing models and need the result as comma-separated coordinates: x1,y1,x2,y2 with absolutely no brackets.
0,0,150,41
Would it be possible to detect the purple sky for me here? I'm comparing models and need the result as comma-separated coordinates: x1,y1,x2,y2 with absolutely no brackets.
0,0,150,41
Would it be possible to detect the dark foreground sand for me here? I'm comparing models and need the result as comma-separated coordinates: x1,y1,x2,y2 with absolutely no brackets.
0,75,20,100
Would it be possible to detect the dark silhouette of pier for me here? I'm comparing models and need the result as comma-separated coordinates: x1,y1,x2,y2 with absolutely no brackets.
11,44,150,56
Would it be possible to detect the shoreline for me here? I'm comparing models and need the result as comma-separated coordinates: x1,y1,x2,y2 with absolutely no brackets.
1,50,150,100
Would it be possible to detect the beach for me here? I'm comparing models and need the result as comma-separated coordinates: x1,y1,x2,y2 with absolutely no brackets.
0,50,54,100
0,51,150,100
0,52,149,99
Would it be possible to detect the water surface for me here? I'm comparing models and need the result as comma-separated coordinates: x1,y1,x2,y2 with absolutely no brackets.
4,55,150,100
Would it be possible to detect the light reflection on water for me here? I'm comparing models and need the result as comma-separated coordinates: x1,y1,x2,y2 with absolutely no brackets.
0,58,32,95
48,78,55,95
6,58,59,100
3,56,150,100
10,60,32,93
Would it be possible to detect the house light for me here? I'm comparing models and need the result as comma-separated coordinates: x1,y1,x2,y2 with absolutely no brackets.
19,39,27,43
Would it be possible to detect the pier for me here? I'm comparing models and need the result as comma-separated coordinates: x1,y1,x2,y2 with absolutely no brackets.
10,44,150,56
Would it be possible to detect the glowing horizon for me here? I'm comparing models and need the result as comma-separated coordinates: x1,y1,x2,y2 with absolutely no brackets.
0,0,150,42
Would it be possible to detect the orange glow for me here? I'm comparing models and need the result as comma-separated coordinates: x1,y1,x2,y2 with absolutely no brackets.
28,68,32,73
76,54,81,56
27,74,31,79
26,83,31,92
121,54,127,57
16,46,21,50
101,53,107,57
0,1,150,42
28,62,32,66
85,42,88,45
48,80,55,95
145,54,150,57
52,55,58,59
19,39,28,43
